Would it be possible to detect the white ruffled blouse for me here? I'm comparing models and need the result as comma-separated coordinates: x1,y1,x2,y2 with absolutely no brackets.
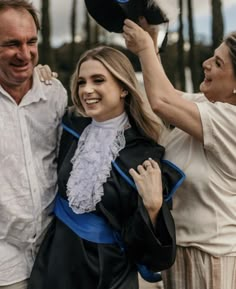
66,112,129,214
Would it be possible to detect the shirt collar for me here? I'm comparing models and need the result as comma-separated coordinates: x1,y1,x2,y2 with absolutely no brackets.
0,69,47,106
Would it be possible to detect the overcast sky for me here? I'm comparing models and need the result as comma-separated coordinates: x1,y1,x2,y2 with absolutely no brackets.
32,0,236,47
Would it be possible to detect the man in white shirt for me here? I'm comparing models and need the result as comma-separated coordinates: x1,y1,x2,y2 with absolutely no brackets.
0,1,67,288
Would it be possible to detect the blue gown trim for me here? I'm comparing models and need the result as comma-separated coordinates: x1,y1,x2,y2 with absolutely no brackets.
161,159,185,201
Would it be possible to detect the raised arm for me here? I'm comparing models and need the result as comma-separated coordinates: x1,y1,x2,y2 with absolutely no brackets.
123,19,203,142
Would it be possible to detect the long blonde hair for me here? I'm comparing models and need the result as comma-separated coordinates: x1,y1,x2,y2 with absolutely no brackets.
70,46,163,142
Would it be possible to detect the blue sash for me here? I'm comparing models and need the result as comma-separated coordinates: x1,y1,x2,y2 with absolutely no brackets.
54,195,161,282
54,196,117,244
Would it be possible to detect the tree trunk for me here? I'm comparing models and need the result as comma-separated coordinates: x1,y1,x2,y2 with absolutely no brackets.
40,0,54,67
177,0,186,91
70,0,77,71
85,12,91,49
187,0,198,92
211,0,224,50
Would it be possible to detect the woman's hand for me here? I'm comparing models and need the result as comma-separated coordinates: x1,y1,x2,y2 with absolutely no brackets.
123,19,155,56
138,16,159,52
129,158,163,225
35,64,58,85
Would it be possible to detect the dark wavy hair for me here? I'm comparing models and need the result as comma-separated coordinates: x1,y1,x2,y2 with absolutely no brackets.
224,32,236,77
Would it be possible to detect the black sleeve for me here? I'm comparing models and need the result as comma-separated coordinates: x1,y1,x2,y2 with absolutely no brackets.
122,196,176,272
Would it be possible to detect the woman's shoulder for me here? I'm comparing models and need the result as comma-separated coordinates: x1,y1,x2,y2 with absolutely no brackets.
182,92,206,102
118,125,165,170
62,106,91,134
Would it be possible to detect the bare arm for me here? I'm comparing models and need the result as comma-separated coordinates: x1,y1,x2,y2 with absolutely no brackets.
123,19,203,142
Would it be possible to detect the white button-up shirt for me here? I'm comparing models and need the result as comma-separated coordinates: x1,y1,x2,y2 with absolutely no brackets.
0,71,67,285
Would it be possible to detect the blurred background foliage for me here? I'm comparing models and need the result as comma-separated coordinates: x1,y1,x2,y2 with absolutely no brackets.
37,0,225,102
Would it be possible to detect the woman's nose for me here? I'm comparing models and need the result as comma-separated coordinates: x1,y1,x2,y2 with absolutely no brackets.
202,58,212,70
84,86,95,94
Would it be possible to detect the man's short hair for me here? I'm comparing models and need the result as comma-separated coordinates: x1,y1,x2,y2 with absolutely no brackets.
0,0,40,30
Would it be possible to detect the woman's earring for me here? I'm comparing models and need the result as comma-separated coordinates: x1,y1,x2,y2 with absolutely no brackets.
121,90,128,98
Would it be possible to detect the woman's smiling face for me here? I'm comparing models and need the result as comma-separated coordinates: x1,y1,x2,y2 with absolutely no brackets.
200,43,236,104
77,59,126,122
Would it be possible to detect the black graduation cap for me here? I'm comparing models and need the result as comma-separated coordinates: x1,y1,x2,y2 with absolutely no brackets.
84,0,179,33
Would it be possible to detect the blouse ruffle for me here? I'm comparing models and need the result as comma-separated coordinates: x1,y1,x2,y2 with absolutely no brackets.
66,113,129,214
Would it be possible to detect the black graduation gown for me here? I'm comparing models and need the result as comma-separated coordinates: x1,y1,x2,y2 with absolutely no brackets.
28,110,183,289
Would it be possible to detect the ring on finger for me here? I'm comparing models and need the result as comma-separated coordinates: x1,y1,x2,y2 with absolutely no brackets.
143,163,151,169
